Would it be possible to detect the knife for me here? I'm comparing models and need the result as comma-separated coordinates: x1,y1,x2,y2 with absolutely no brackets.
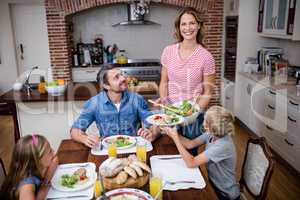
58,163,89,169
47,195,89,199
156,156,182,160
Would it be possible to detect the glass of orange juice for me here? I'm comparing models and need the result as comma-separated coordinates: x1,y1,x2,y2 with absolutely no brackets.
94,175,102,197
136,140,147,162
107,143,117,157
150,174,163,200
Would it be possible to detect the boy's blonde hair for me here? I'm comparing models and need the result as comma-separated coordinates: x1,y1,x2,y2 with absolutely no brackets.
204,106,235,137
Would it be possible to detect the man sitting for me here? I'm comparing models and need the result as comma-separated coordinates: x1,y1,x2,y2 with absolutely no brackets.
70,66,159,148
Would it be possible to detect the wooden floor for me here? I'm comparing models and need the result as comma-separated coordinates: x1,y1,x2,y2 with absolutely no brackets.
0,116,300,199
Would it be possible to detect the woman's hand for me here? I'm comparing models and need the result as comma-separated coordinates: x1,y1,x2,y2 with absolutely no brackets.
161,127,179,141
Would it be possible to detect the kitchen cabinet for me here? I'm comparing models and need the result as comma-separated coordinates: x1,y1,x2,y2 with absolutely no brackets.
258,0,300,40
72,67,100,82
263,90,300,171
234,74,266,136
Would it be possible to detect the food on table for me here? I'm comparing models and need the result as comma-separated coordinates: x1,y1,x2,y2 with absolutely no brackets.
110,194,139,200
60,167,88,188
99,155,151,186
164,100,198,116
116,171,128,185
152,114,180,125
47,79,66,87
106,136,134,148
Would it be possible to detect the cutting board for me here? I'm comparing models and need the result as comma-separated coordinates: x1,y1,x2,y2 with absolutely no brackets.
103,172,149,190
128,81,158,92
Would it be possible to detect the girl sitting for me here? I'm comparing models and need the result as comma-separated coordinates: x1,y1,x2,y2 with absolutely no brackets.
162,106,240,200
0,134,58,200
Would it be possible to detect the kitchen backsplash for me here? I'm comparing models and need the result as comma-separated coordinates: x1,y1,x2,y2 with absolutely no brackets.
72,4,181,59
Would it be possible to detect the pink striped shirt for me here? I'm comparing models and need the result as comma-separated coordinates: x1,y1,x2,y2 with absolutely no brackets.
161,43,215,103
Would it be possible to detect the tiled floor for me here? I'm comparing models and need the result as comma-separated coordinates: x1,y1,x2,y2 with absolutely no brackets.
0,116,300,199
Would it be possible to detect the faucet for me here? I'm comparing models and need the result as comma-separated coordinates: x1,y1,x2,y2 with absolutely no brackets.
24,66,38,96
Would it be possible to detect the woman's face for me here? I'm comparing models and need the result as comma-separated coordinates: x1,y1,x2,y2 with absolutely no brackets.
40,142,55,169
179,13,200,41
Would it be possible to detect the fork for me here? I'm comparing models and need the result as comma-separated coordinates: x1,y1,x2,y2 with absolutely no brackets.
165,180,196,185
58,163,89,169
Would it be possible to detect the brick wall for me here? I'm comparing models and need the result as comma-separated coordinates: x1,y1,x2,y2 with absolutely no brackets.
45,0,223,104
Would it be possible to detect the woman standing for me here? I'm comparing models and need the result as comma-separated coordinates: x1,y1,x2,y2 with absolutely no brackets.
158,7,216,140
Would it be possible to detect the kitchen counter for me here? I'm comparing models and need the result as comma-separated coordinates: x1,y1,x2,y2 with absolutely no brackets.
239,72,300,102
0,82,158,103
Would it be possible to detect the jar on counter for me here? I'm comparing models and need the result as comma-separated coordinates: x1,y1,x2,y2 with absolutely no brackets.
38,76,46,94
116,50,128,64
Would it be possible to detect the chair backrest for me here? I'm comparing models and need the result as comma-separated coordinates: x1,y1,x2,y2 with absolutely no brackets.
0,157,6,188
240,137,275,200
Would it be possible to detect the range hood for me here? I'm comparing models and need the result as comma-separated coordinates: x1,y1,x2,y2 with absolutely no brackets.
112,2,160,26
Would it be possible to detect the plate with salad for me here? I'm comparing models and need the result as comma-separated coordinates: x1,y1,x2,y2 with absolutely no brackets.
102,135,137,150
164,100,201,125
51,167,96,192
146,113,184,127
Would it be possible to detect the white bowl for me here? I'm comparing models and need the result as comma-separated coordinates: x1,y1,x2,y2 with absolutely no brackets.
171,100,202,126
45,85,66,96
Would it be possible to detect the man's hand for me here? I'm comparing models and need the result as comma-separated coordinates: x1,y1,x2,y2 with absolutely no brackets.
137,128,156,142
82,134,100,148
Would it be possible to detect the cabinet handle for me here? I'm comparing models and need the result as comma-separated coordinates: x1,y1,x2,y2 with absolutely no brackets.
269,90,276,95
289,100,299,106
246,84,252,95
266,125,273,131
288,116,297,123
274,16,277,29
267,104,275,110
225,96,230,100
86,70,96,73
284,139,294,146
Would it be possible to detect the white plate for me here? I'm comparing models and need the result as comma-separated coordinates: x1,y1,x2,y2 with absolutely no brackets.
51,166,96,192
146,113,184,127
102,135,137,150
104,188,154,200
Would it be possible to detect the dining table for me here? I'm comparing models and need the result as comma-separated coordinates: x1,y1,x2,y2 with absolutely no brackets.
47,135,218,200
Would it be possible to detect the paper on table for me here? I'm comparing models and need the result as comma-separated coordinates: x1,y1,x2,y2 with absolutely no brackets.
150,155,206,191
46,162,96,200
91,136,153,155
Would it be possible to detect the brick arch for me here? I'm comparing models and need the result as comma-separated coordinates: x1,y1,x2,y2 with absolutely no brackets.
45,0,222,104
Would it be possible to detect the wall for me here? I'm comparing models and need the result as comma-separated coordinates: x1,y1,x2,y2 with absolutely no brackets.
0,0,44,95
72,4,180,59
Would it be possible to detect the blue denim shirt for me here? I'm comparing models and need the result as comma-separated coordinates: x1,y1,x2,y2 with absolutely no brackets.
72,90,152,137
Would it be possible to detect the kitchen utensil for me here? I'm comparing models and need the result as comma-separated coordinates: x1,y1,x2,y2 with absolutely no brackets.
156,156,182,160
148,100,182,115
58,163,90,169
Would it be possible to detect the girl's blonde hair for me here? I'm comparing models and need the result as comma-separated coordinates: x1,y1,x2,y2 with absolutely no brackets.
0,135,48,199
204,106,235,137
174,7,206,47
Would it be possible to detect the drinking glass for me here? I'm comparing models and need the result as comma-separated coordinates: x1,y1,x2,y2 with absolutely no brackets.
150,174,163,200
136,140,147,162
107,143,117,157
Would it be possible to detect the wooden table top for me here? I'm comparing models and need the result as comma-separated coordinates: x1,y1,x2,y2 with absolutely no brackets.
54,136,218,200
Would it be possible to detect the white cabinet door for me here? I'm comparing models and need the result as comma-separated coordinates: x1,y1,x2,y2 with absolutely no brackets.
263,0,289,35
222,79,235,114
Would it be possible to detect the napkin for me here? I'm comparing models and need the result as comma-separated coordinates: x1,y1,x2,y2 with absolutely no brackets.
46,162,96,200
150,155,206,191
91,136,153,155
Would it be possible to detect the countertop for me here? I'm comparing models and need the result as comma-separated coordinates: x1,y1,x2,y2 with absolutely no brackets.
0,82,158,103
239,72,300,102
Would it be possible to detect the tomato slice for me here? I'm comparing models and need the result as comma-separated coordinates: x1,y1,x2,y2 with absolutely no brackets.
154,115,162,120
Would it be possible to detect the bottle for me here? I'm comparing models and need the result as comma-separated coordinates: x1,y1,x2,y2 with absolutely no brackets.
72,47,79,67
38,76,46,94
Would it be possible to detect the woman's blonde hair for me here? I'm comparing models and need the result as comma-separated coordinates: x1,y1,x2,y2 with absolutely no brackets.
0,135,48,199
174,7,205,46
204,106,235,137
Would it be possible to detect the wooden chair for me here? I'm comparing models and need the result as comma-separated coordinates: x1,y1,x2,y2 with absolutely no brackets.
240,137,275,200
0,157,6,188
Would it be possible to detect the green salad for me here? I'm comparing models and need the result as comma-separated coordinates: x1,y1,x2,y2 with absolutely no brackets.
61,174,79,188
165,100,197,116
108,136,133,147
